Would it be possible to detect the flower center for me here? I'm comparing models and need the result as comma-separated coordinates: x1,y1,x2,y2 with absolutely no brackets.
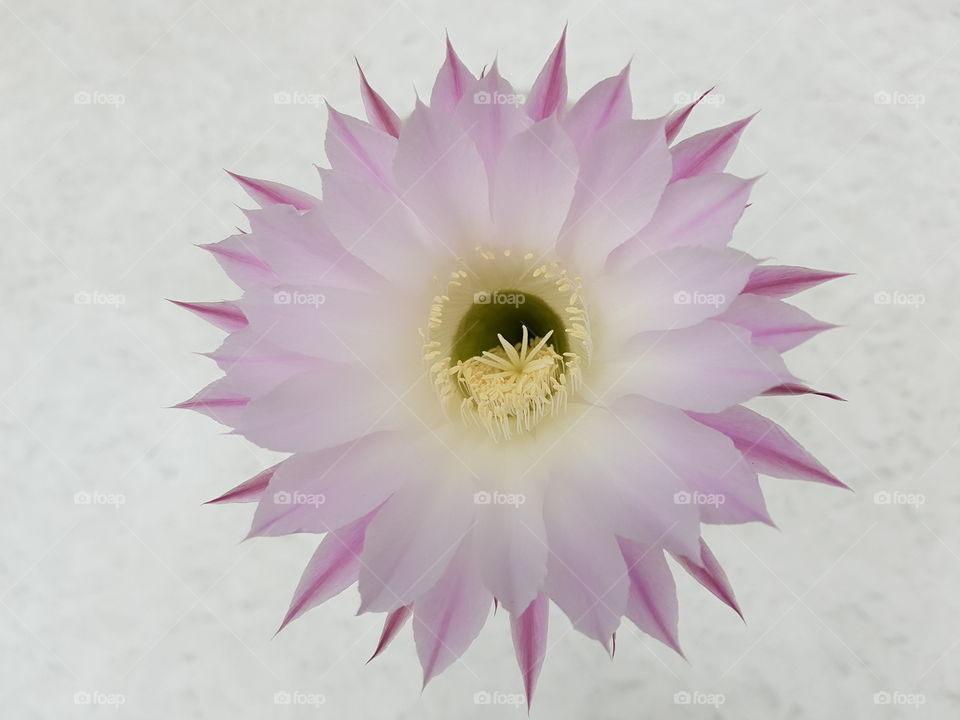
421,249,592,441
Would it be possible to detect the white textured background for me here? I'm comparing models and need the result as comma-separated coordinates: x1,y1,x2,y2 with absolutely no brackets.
3,0,959,717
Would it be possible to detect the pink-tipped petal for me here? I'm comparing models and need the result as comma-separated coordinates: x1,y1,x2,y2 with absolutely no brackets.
226,171,317,211
688,405,847,488
431,34,475,111
674,539,743,619
510,593,549,710
670,114,755,182
526,28,567,121
356,60,401,138
279,510,376,632
743,265,851,298
325,104,397,192
199,237,278,289
609,174,757,267
413,542,492,686
720,294,837,352
368,605,412,662
563,63,631,148
172,377,249,425
761,384,845,401
205,463,279,505
664,88,713,144
170,300,248,332
618,538,684,656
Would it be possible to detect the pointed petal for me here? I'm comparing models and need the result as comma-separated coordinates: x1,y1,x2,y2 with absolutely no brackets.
526,28,567,121
720,294,837,352
664,88,712,144
170,300,247,332
608,321,797,413
688,405,846,488
393,101,491,246
172,377,248,425
205,463,278,504
279,510,376,631
511,593,549,710
559,118,672,272
609,174,757,266
761,384,845,401
618,538,683,656
674,539,743,618
492,117,578,253
325,104,397,192
563,63,631,148
199,237,278,289
431,35,475,111
743,265,851,298
247,432,415,537
358,472,476,613
670,114,755,181
226,171,317,210
413,542,491,685
356,60,401,138
368,605,412,662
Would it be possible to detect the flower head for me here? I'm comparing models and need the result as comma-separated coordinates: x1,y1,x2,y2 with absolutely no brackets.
176,31,847,705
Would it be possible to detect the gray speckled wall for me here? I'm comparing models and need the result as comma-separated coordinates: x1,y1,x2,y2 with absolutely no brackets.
2,1,958,717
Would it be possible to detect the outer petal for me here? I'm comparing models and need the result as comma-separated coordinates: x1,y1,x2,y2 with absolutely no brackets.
358,472,476,613
618,538,683,655
563,63,631,149
170,300,247,332
431,35,476,111
473,483,548,616
673,539,743,618
670,115,754,181
325,104,397,192
543,468,627,646
526,28,567,121
492,118,578,253
368,605,412,662
606,320,797,413
599,247,757,337
393,101,491,248
279,509,377,631
226,171,318,211
456,62,530,180
688,405,845,488
247,432,413,537
413,541,492,685
205,464,277,505
664,88,712,144
559,118,672,273
609,174,756,267
511,593,549,711
719,294,836,352
743,265,851,298
356,61,401,138
237,364,402,453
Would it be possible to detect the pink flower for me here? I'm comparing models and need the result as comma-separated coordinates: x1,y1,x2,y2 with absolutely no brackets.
176,31,847,706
